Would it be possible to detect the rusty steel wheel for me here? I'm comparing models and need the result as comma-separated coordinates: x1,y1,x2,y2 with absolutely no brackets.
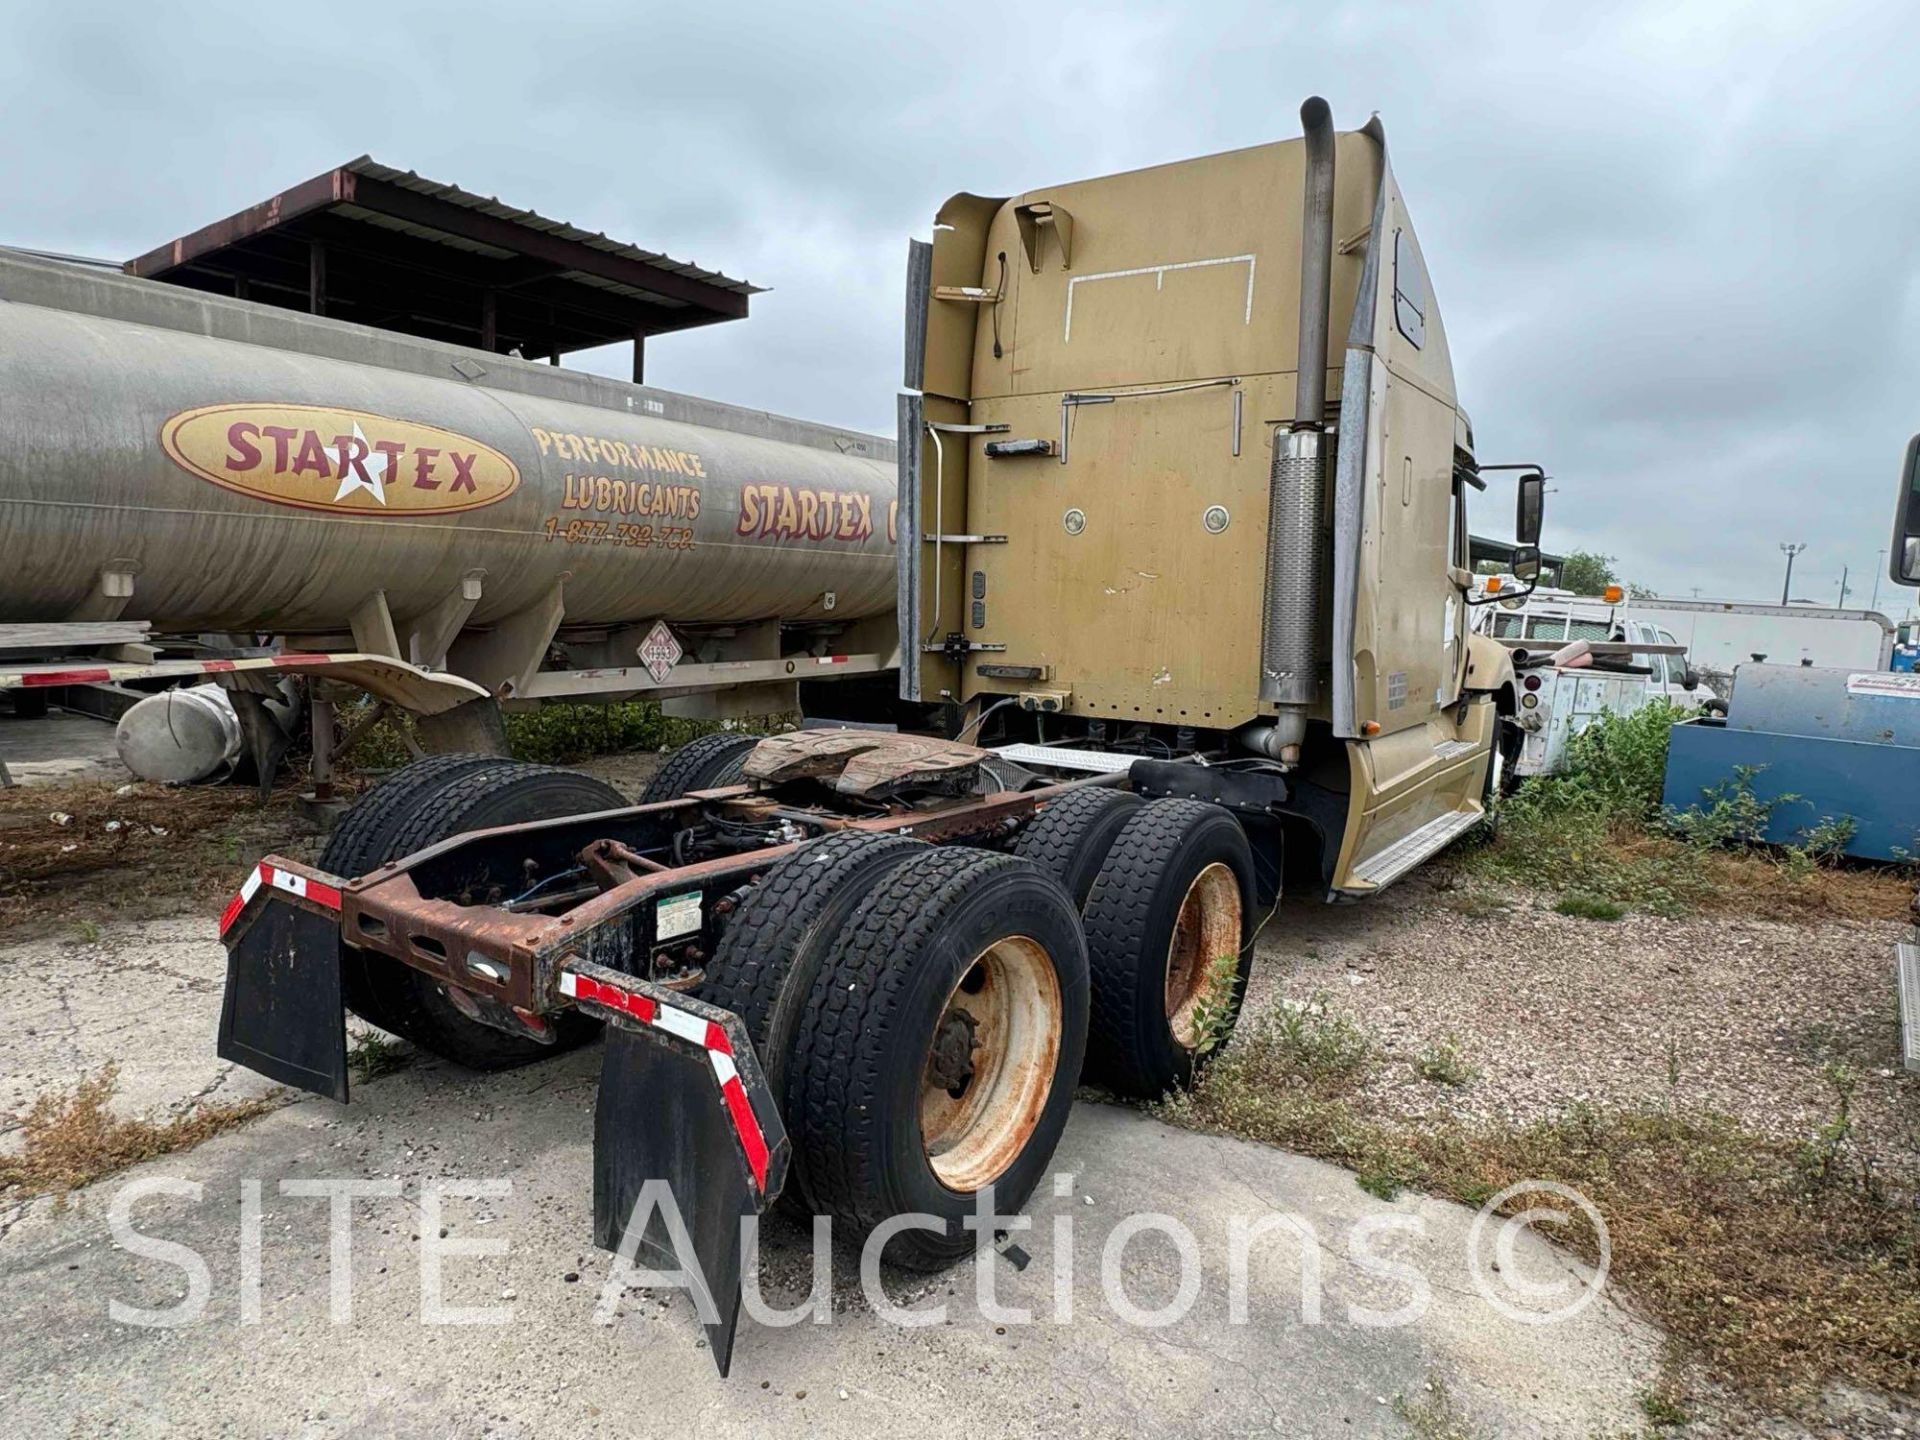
919,935,1064,1194
787,848,1089,1271
1162,862,1244,1049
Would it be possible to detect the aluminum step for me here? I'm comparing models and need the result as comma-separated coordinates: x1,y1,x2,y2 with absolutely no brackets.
1341,806,1485,892
990,743,1138,776
1900,939,1920,1075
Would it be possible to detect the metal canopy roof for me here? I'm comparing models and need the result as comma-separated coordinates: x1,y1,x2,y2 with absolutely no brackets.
125,156,760,376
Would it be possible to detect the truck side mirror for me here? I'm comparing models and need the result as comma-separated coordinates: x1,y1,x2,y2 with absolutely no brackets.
1516,471,1545,547
1894,435,1920,585
1509,545,1543,583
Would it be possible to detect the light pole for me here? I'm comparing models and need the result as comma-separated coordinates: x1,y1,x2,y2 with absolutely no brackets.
1871,549,1885,613
1779,542,1807,605
1837,565,1850,608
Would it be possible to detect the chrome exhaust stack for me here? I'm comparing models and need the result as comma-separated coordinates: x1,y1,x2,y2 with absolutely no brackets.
1253,97,1338,762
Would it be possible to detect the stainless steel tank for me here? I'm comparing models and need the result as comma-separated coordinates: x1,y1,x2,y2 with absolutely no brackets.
115,685,243,784
0,250,896,637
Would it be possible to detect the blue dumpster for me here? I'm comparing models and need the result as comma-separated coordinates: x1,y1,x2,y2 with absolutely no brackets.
1661,664,1920,861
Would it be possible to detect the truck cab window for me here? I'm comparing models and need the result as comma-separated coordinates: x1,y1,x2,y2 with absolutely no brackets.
1656,628,1685,686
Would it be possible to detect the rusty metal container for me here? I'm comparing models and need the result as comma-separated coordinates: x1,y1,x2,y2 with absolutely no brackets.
0,249,896,639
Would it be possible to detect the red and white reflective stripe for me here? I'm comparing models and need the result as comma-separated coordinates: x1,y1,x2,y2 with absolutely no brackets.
10,658,249,688
0,650,480,693
218,862,343,937
17,667,111,687
814,655,850,666
559,970,770,1192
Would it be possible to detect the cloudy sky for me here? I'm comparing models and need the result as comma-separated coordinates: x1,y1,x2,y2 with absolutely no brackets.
7,1,1917,612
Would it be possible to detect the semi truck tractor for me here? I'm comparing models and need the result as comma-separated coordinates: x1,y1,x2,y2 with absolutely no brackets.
215,100,1546,1371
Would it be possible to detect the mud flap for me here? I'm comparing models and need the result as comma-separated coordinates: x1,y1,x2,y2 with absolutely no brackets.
567,964,788,1378
216,859,350,1102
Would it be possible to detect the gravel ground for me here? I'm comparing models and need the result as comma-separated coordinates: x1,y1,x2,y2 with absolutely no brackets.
1242,872,1920,1180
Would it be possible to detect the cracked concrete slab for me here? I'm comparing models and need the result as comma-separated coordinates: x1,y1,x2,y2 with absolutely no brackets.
0,907,1665,1437
0,912,1664,1436
0,918,285,1148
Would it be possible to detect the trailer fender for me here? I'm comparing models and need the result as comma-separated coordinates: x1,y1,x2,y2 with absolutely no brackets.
216,858,351,1102
563,962,790,1378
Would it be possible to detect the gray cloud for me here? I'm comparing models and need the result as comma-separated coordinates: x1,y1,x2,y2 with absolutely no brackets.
5,0,1916,612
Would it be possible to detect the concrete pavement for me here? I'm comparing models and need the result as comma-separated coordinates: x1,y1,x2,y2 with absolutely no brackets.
0,985,1662,1438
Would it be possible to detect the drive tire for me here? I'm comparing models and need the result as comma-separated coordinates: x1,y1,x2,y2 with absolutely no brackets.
331,760,627,1070
1082,799,1255,1097
321,753,499,881
1013,787,1145,910
639,732,762,805
788,849,1088,1270
322,753,507,1033
698,830,927,1209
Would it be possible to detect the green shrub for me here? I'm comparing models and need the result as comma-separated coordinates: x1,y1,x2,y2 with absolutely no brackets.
335,697,785,773
502,703,723,766
1666,763,1788,847
1468,703,1708,916
1504,700,1687,829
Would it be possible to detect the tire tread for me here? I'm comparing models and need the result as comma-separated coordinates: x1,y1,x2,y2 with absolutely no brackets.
1081,799,1251,1096
1012,787,1145,908
639,732,761,805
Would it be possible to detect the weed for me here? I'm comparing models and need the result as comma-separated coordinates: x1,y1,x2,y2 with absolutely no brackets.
1163,1006,1920,1404
1638,1385,1690,1428
1555,892,1626,921
1461,705,1910,923
1523,700,1686,823
1356,1167,1406,1202
1444,888,1511,919
1392,1377,1486,1440
1413,1035,1480,1087
347,1031,412,1080
1667,765,1789,848
1187,952,1243,1062
69,918,101,944
505,704,722,767
1266,997,1374,1085
0,1067,279,1198
1793,1061,1875,1197
1784,815,1858,875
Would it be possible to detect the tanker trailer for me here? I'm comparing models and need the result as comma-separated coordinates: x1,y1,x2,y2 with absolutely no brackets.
0,247,900,754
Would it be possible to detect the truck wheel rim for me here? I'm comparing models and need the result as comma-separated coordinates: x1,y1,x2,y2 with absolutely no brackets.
919,936,1062,1193
1165,862,1242,1048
